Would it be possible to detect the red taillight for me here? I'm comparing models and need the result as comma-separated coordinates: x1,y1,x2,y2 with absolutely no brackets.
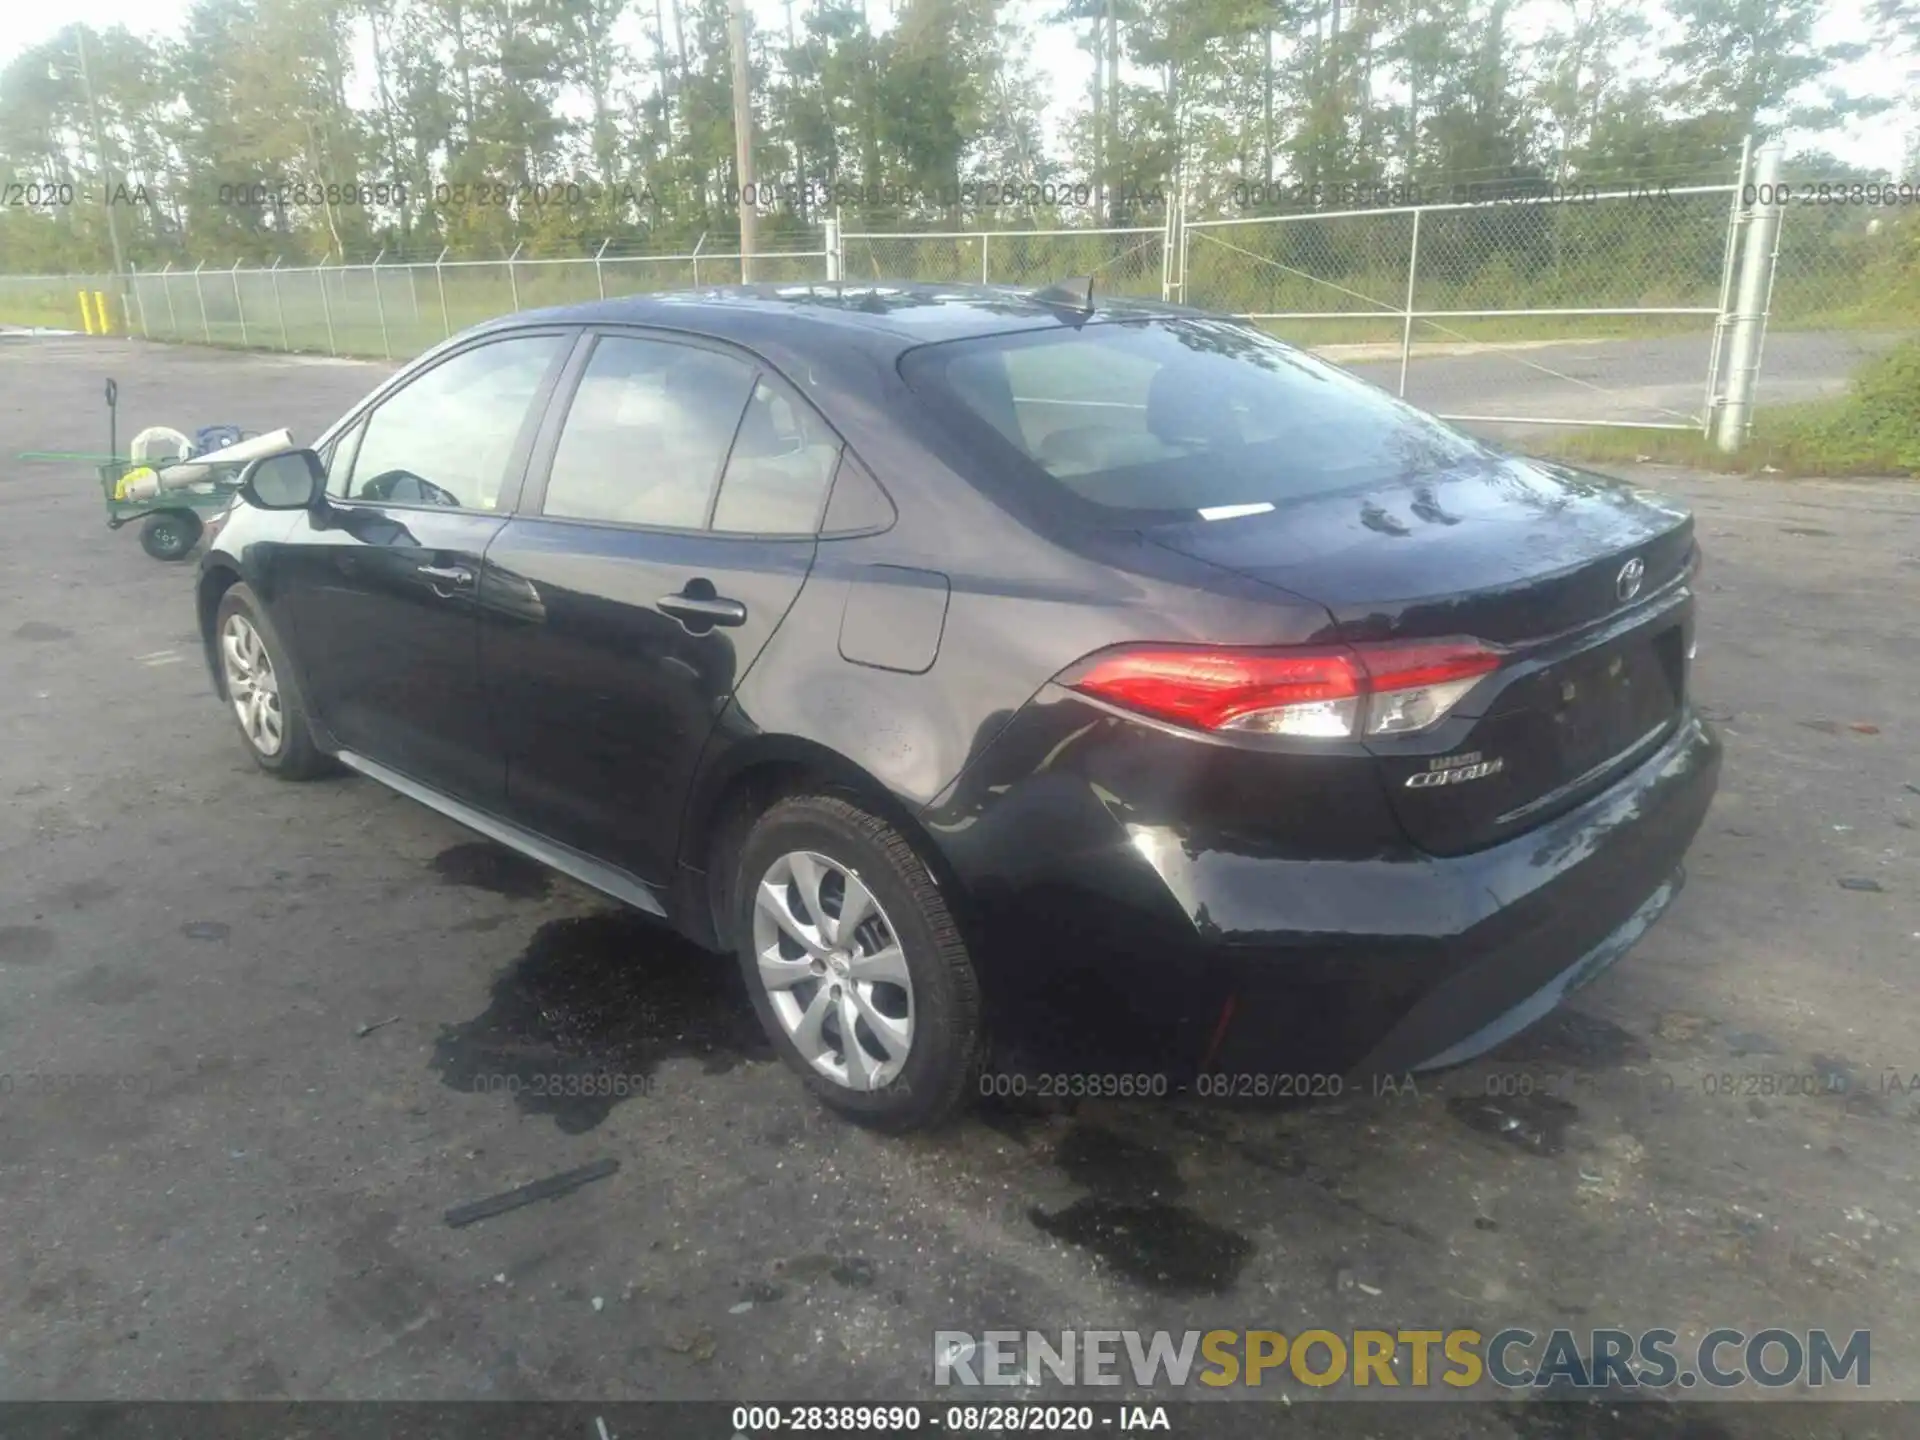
1065,639,1501,739
1065,647,1362,735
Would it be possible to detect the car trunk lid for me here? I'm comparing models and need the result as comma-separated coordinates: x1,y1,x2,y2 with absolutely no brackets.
1147,455,1697,854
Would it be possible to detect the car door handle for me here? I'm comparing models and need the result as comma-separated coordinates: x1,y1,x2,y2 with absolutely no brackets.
658,590,747,627
417,563,474,588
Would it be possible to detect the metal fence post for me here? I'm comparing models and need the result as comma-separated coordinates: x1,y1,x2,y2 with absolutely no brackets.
161,262,177,339
507,242,522,311
1398,208,1422,398
1703,136,1754,434
692,233,706,287
1161,198,1175,301
372,248,391,359
130,262,150,339
319,262,338,356
824,218,841,282
193,261,210,343
595,238,610,299
1179,206,1191,306
981,233,990,285
1715,141,1785,453
232,259,249,347
436,247,451,339
1159,184,1175,303
271,257,289,350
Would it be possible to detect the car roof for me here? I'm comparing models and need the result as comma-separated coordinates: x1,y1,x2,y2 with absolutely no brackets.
477,281,1208,354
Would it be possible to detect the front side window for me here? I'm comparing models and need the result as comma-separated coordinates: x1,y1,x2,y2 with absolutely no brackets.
542,337,758,528
346,334,566,510
903,318,1489,515
322,418,365,498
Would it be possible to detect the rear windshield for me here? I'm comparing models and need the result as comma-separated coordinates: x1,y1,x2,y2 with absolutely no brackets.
900,317,1488,515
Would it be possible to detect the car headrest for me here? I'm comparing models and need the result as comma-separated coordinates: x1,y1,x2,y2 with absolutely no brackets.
732,391,785,456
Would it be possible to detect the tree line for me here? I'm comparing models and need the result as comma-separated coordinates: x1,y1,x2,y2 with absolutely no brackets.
0,0,1915,273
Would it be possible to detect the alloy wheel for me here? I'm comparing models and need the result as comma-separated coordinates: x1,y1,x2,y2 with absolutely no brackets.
221,613,285,757
751,850,914,1090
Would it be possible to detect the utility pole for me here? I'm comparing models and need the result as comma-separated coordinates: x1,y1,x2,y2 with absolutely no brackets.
1105,0,1119,225
73,26,128,294
728,0,758,281
1091,7,1104,226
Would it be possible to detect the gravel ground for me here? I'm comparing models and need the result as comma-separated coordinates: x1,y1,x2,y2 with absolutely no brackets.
1,337,1917,1436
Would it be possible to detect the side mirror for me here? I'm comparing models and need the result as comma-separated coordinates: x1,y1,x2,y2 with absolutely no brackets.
240,449,327,510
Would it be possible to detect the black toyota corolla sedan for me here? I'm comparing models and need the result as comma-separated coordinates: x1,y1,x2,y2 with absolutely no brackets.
197,281,1719,1128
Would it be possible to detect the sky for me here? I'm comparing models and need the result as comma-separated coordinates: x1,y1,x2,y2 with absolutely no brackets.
6,0,1914,180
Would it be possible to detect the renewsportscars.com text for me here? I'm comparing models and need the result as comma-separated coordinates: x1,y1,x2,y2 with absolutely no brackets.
933,1328,1870,1391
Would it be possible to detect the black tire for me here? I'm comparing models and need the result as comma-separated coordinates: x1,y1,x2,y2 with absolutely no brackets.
212,582,330,779
732,794,983,1130
140,510,202,561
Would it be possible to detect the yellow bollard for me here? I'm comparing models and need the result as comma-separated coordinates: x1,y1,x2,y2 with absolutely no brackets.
78,290,96,335
94,291,111,334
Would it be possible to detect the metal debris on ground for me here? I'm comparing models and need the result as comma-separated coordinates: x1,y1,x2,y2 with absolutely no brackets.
1838,877,1886,892
443,1157,620,1228
355,1015,400,1038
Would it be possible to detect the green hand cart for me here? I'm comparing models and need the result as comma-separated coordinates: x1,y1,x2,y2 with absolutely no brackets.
88,377,253,562
97,455,250,562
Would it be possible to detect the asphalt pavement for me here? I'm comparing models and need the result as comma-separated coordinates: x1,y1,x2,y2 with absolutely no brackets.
1,336,1917,1432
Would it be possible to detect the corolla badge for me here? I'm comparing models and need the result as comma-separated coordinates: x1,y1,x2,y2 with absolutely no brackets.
1406,750,1506,788
1616,557,1646,602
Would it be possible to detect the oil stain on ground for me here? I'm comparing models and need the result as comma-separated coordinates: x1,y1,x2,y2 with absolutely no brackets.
1490,1007,1648,1069
432,841,552,900
1031,1125,1253,1295
431,909,770,1132
1446,1092,1579,1155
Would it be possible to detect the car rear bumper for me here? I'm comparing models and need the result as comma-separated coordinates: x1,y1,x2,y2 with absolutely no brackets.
928,703,1721,1081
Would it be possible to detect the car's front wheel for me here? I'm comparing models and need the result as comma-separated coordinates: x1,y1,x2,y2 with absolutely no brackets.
213,583,328,778
733,794,983,1129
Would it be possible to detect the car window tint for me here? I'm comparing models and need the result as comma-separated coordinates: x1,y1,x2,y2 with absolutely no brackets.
710,379,842,534
905,319,1489,514
347,335,564,510
543,337,757,528
996,342,1165,474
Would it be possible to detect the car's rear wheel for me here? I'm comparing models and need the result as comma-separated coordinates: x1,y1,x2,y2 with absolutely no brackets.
733,794,982,1129
214,583,328,779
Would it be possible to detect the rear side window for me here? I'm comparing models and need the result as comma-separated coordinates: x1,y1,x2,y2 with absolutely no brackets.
710,379,842,534
543,337,757,528
902,318,1487,515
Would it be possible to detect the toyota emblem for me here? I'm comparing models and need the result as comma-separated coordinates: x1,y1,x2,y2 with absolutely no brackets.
1616,557,1646,602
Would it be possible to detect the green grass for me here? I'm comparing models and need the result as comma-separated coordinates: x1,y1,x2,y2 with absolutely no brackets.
1526,337,1920,477
0,278,125,331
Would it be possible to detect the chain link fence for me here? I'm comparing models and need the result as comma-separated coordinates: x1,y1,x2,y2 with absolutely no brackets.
113,247,832,358
4,160,1914,438
836,227,1166,297
1178,186,1743,428
1767,193,1920,331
